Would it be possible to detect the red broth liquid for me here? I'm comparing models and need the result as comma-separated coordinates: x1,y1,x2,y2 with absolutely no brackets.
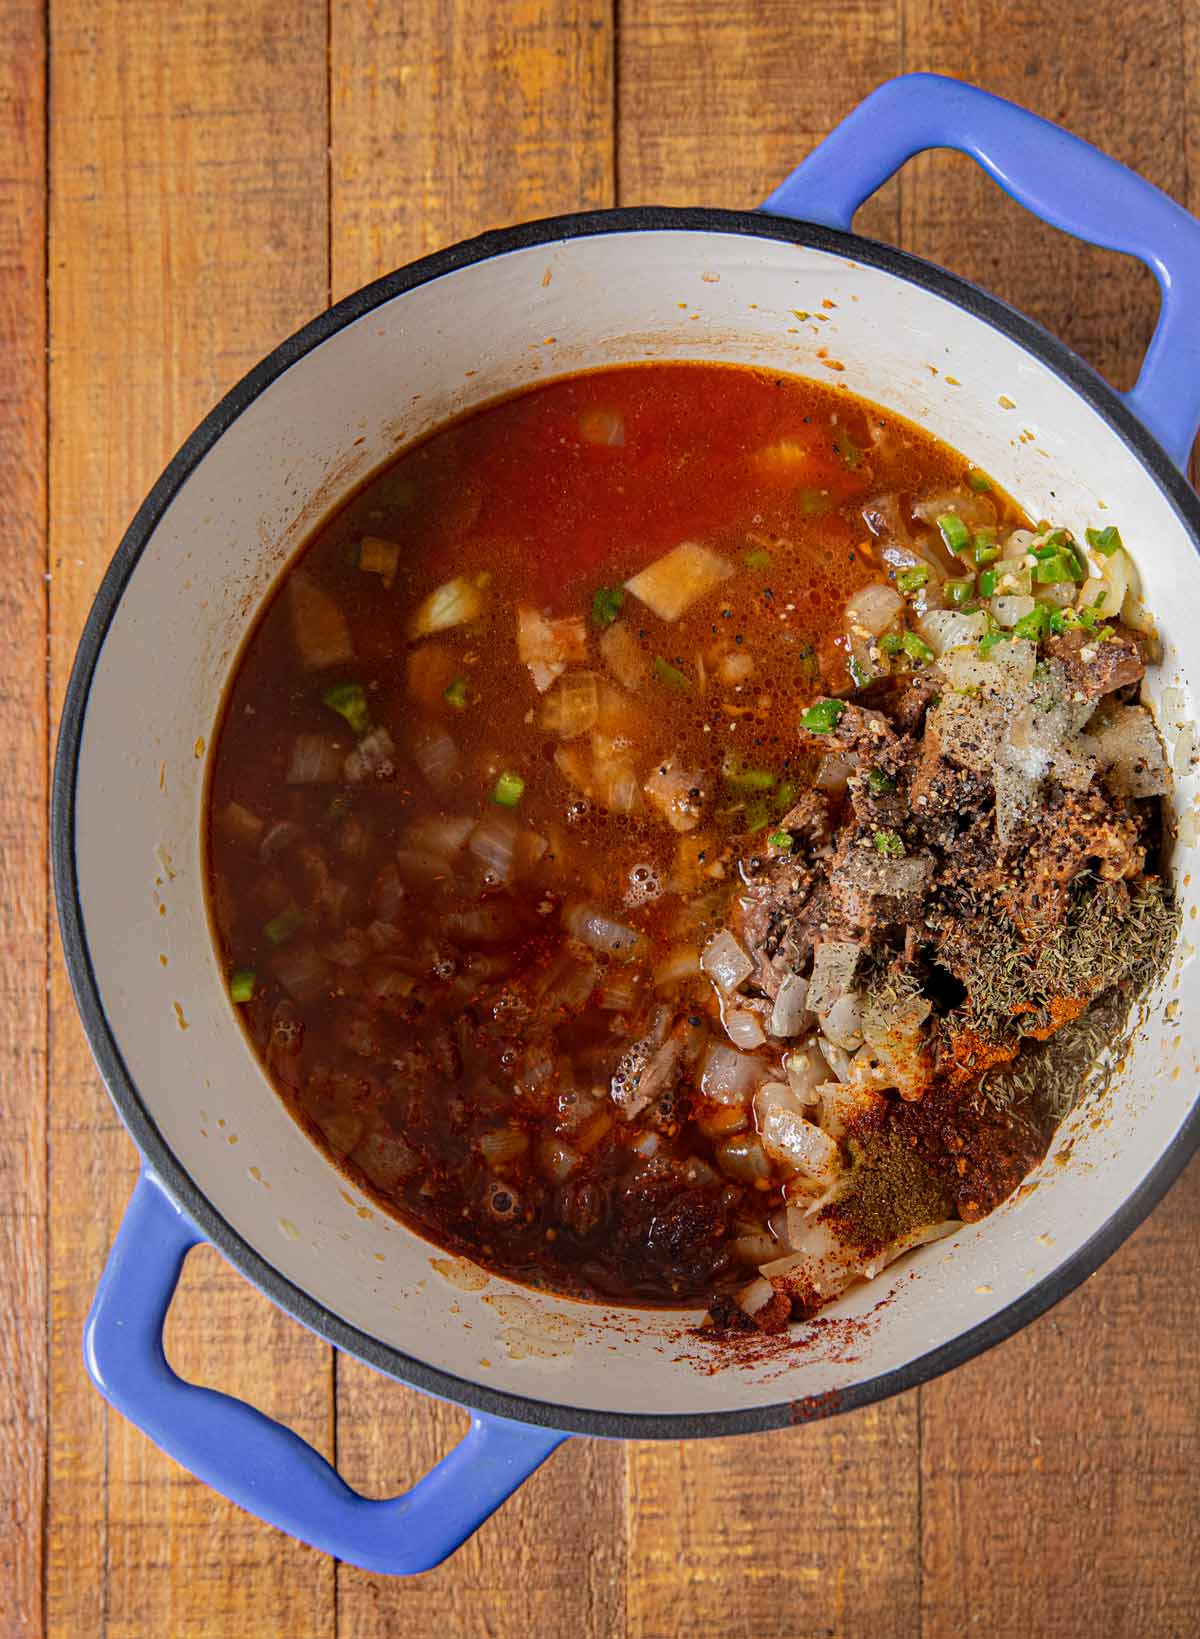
206,363,1022,1304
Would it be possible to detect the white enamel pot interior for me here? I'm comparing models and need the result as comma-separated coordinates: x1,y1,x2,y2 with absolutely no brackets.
56,210,1200,1436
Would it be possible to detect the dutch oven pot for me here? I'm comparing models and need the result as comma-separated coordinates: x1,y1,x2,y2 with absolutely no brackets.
54,75,1200,1574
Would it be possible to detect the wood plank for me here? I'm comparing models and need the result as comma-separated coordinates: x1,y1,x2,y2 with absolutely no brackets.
0,4,47,1634
618,9,920,1637
329,3,623,1632
617,0,904,241
898,10,1200,1635
920,1166,1200,1639
626,1408,920,1639
329,0,615,303
46,3,334,1634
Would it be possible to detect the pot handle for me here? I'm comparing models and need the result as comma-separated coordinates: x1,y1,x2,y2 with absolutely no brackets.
762,73,1200,471
84,1169,567,1575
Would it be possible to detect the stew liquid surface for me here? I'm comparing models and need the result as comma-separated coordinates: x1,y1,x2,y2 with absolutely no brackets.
207,362,1171,1313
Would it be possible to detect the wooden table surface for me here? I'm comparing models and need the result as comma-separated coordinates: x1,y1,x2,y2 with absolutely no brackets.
4,1,1199,1633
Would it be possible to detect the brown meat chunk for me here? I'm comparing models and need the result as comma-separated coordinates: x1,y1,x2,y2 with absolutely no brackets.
1000,785,1144,934
880,676,939,736
802,701,896,760
1044,625,1144,702
776,789,836,850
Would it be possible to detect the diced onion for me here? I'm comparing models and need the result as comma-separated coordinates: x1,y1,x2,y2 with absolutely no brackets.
351,1126,419,1191
478,1126,530,1167
700,1041,765,1105
821,992,864,1051
724,1008,767,1050
715,1132,772,1183
818,1039,853,1082
563,902,647,961
405,813,473,859
538,952,597,1010
846,582,904,637
517,605,588,692
735,1276,776,1317
542,671,600,738
815,752,856,794
1083,704,1170,798
700,929,754,993
758,1105,841,1181
598,620,649,690
769,973,810,1038
286,733,344,785
539,1137,582,1182
918,608,988,656
734,1232,779,1265
411,725,460,790
467,810,520,884
271,942,328,1003
990,594,1035,629
644,759,705,833
409,576,484,640
808,940,861,1019
1001,527,1038,561
344,725,397,784
625,540,734,622
784,1041,826,1103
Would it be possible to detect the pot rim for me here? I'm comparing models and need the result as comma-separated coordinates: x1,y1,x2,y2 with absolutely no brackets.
52,204,1200,1440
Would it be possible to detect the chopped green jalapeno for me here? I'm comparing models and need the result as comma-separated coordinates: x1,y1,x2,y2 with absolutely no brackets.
873,829,906,857
492,771,525,807
897,564,930,593
722,756,776,791
901,631,934,664
229,969,256,1003
1086,525,1123,557
653,657,691,691
945,577,975,607
977,568,997,598
744,798,772,833
866,768,895,795
967,470,993,492
591,584,625,628
322,681,371,738
767,830,794,852
880,631,905,656
801,698,846,733
443,675,469,709
264,906,304,945
1012,604,1050,641
979,630,1013,657
937,512,970,554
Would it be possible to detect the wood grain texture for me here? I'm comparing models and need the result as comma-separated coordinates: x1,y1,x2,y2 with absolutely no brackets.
0,4,47,1635
920,1166,1200,1639
46,3,334,1634
330,0,614,302
328,5,623,1630
900,10,1200,1636
626,1408,920,1639
617,0,904,241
